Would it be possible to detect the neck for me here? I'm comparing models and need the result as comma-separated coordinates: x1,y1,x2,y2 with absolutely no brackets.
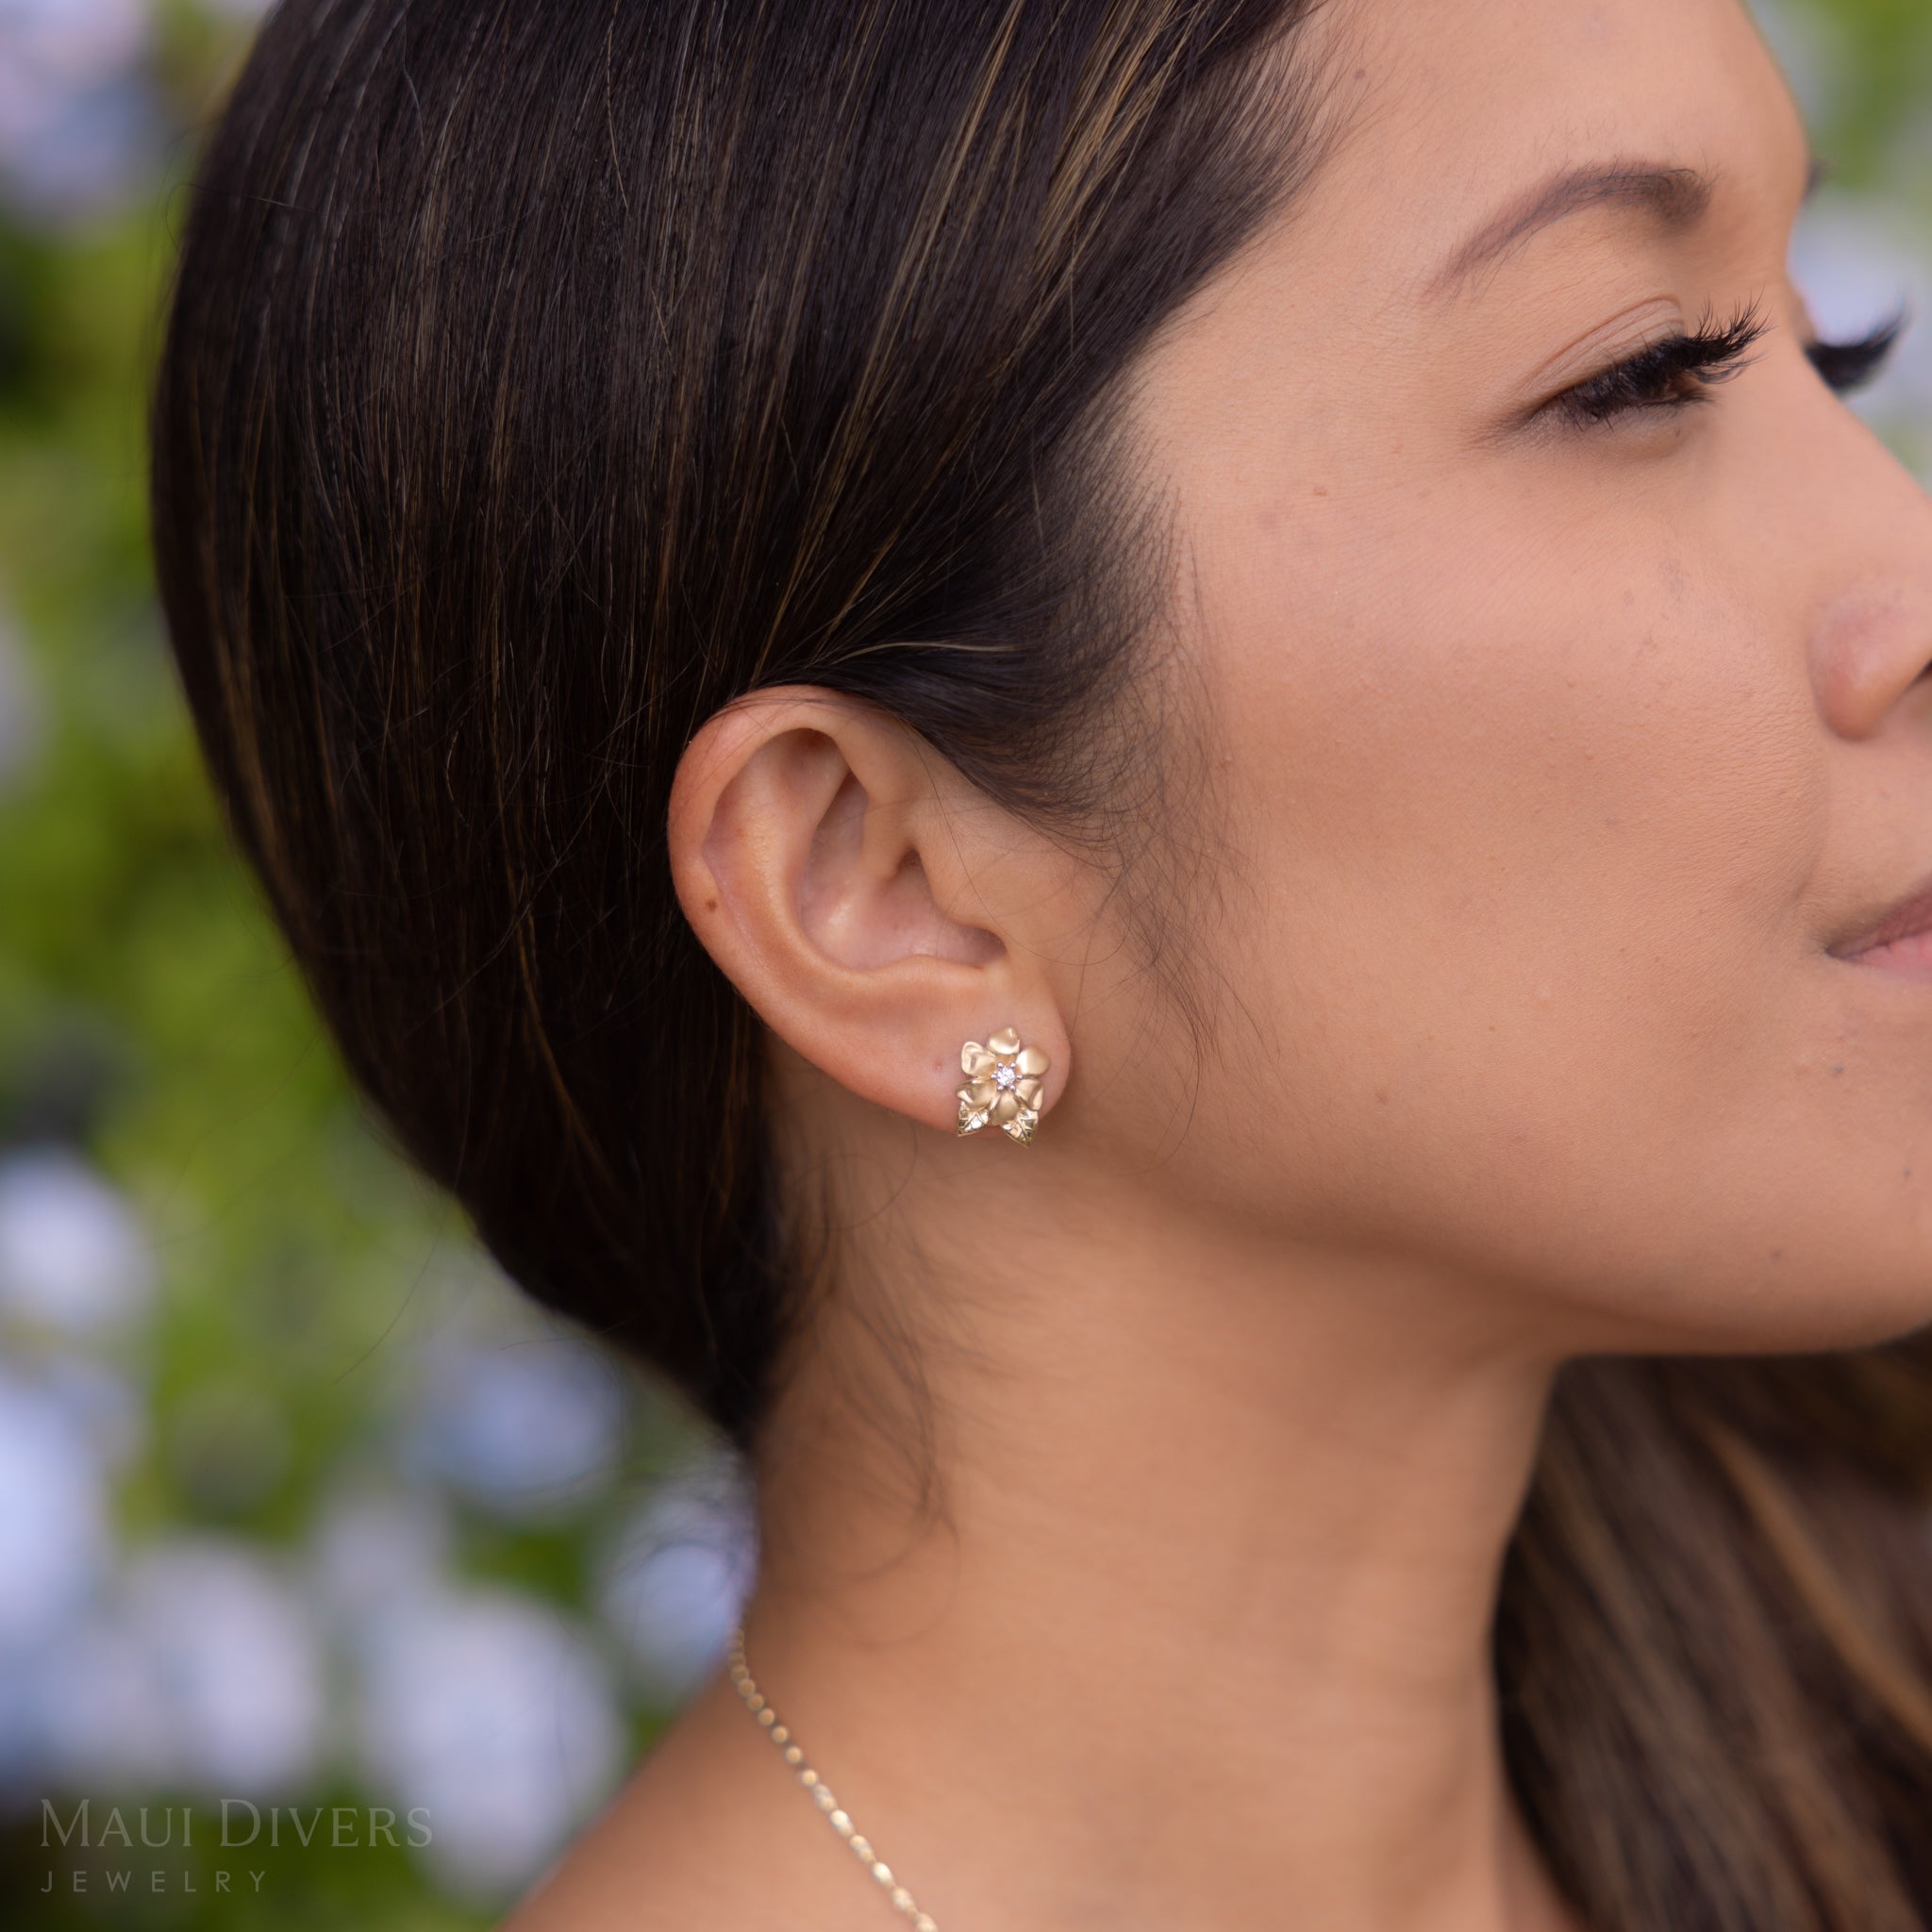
726,1154,1577,1932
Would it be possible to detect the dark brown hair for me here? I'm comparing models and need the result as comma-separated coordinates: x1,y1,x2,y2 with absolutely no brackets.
151,3,1932,1926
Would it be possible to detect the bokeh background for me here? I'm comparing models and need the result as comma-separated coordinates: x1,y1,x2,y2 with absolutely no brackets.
0,0,1926,1925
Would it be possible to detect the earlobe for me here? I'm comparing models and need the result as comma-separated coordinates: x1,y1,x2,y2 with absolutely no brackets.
665,687,1071,1138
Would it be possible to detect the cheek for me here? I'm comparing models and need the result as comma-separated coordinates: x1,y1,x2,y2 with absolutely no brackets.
1208,490,1828,1037
1181,488,1932,1342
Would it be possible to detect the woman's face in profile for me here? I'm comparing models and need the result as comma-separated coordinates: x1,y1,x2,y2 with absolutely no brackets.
1108,0,1932,1353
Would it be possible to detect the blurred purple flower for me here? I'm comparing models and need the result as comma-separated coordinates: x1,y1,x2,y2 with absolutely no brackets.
35,1537,326,1794
0,0,157,225
0,1367,111,1656
350,1584,625,1900
597,1453,756,1703
403,1333,625,1520
37,1350,143,1471
308,1485,456,1627
0,1146,155,1337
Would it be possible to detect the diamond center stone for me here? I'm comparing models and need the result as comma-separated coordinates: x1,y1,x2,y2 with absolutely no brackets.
993,1061,1020,1091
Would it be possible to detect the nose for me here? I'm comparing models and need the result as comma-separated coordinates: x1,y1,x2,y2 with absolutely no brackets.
1808,413,1932,741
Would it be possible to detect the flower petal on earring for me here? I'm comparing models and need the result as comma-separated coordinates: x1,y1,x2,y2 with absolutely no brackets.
989,1026,1022,1058
957,1092,990,1135
1015,1075,1042,1108
965,1074,998,1108
962,1042,996,1077
1016,1046,1048,1076
991,1090,1021,1124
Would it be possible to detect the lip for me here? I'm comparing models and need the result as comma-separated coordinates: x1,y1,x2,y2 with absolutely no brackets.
1829,870,1932,966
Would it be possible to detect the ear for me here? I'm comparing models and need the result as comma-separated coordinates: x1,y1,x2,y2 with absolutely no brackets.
667,687,1073,1137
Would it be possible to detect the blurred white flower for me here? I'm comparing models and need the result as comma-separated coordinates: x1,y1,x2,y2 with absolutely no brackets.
0,1146,155,1337
0,1367,110,1654
38,1538,326,1794
597,1455,756,1703
404,1334,626,1519
351,1585,625,1900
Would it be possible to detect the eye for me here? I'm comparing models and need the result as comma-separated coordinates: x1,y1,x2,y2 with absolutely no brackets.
1547,295,1773,432
1544,293,1913,435
1803,302,1910,396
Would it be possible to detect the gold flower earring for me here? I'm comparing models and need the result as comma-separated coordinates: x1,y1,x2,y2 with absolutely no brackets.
956,1026,1050,1146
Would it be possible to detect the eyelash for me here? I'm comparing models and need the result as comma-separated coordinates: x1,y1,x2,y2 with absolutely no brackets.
1548,293,1909,431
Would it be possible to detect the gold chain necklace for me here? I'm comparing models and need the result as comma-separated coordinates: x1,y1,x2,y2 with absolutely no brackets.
728,1624,941,1931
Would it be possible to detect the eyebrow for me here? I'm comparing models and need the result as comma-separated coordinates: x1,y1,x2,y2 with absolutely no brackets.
1424,152,1830,302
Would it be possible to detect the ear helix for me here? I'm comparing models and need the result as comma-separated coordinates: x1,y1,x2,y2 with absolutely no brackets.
956,1026,1049,1146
